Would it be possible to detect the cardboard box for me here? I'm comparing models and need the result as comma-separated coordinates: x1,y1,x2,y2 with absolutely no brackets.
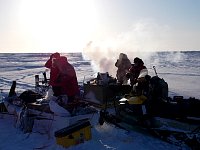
83,84,131,106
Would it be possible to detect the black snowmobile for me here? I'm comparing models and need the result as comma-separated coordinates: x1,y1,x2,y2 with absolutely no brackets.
99,68,200,149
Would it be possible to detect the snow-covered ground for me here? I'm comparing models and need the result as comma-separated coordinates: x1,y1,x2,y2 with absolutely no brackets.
0,113,182,150
0,51,199,150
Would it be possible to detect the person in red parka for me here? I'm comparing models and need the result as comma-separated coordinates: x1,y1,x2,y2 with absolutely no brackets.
53,56,80,103
45,52,61,96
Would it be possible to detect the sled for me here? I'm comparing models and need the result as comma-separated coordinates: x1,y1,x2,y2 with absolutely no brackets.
3,79,98,136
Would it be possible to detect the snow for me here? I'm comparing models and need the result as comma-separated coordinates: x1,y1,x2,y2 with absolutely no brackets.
0,52,199,150
0,114,181,150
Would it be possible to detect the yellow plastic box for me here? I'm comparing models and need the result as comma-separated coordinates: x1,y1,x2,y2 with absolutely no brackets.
54,119,92,148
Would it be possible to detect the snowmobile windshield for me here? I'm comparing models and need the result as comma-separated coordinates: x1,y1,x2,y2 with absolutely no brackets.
138,69,148,79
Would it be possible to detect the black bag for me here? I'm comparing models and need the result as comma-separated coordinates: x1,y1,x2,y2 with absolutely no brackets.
19,90,43,104
150,76,168,101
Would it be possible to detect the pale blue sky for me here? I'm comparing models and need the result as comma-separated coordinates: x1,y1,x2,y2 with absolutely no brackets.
0,0,200,53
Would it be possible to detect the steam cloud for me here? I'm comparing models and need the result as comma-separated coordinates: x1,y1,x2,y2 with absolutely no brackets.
82,20,186,77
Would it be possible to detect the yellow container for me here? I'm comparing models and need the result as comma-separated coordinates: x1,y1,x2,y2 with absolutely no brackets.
54,120,92,148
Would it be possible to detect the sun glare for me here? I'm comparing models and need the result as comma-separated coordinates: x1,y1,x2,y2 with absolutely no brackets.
18,0,98,53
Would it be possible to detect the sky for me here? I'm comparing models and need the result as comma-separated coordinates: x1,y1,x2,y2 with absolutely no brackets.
0,0,200,53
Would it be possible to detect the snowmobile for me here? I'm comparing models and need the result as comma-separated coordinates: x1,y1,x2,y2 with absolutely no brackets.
99,68,200,149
